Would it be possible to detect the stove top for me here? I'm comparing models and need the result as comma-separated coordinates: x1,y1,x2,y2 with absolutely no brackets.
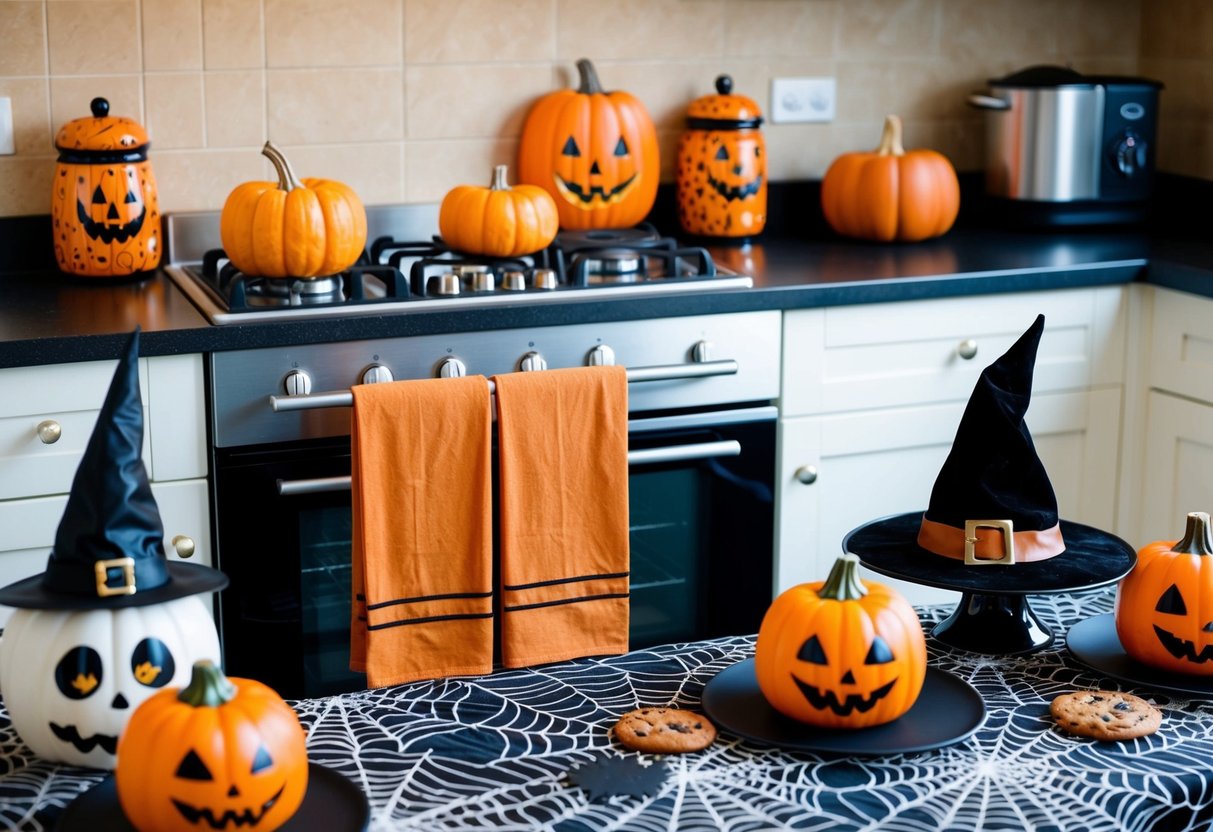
164,206,751,325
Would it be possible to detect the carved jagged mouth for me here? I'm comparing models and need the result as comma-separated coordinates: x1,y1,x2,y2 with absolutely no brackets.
1154,624,1213,663
76,198,146,244
49,722,118,756
708,172,763,202
171,784,285,829
791,676,897,717
554,172,637,206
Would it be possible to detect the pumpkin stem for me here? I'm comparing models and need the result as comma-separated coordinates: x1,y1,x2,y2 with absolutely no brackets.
576,58,605,95
491,164,511,191
818,553,868,602
876,114,905,157
1172,511,1213,556
262,141,303,192
178,660,237,708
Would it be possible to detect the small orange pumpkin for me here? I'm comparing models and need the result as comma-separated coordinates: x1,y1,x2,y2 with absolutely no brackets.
220,141,367,278
1116,511,1213,675
439,164,559,257
754,553,926,729
115,660,309,832
518,58,659,230
821,114,960,243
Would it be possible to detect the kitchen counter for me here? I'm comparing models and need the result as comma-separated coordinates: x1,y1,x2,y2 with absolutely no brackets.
3,589,1211,831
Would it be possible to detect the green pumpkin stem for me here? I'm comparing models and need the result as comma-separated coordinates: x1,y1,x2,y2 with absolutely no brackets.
1172,511,1213,556
576,58,604,95
262,141,302,192
876,114,905,158
491,164,510,191
818,553,868,601
178,660,237,708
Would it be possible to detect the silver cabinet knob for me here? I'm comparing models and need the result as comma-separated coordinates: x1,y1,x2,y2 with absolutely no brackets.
795,465,818,485
170,534,195,559
438,357,467,378
957,339,979,360
692,340,714,363
360,364,394,385
36,420,62,445
587,344,616,366
520,351,547,372
283,369,313,396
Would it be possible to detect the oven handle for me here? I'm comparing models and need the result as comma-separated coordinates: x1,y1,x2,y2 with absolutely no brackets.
275,439,742,496
268,359,740,412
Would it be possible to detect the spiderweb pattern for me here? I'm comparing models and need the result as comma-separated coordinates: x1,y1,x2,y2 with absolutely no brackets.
4,589,1213,831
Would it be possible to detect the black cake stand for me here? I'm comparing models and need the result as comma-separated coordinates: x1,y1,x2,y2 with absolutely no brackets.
843,512,1136,655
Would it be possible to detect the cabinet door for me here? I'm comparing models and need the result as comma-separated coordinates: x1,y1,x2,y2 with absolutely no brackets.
1140,391,1213,543
775,387,1122,607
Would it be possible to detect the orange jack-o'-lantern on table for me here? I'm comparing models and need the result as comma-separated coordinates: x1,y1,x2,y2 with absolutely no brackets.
51,98,161,277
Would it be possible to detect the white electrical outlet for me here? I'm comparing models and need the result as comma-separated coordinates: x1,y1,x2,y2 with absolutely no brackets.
0,97,13,155
770,77,836,124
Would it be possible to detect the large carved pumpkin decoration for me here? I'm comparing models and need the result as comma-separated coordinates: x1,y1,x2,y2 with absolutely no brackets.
821,114,960,243
0,597,221,768
754,554,926,729
676,75,767,238
220,141,367,279
439,164,559,257
518,58,659,230
51,97,161,277
1116,511,1213,675
116,660,309,832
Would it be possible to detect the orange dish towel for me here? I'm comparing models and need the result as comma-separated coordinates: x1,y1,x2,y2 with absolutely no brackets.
493,365,630,668
350,375,494,688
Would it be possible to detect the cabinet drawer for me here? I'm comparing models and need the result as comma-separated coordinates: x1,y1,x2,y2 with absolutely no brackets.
1149,288,1213,406
782,288,1125,416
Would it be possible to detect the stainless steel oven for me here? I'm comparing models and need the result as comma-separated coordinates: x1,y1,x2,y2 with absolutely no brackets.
208,312,780,699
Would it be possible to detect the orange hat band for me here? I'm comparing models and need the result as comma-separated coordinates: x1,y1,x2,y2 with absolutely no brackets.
917,518,1065,564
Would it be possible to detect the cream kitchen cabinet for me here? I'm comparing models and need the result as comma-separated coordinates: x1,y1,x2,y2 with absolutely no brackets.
1138,287,1213,542
777,287,1127,606
0,353,210,624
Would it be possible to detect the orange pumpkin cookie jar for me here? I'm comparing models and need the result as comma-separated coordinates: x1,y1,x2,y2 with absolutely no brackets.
51,97,161,277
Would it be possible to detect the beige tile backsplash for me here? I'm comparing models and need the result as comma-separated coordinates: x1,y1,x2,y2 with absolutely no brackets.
0,0,1208,217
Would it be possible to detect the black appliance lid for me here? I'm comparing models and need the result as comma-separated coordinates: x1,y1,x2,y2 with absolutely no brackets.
990,64,1164,90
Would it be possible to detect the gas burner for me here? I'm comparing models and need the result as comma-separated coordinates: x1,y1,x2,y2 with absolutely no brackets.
556,225,664,250
253,275,344,300
583,248,644,282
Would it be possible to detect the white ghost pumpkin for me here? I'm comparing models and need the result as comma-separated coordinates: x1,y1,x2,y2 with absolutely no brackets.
0,596,220,769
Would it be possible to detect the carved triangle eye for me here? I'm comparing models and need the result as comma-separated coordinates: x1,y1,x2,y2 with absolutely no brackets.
715,146,729,161
797,635,828,665
1156,584,1188,615
561,136,580,157
176,749,213,781
92,185,107,204
614,137,629,157
865,636,895,665
251,745,274,774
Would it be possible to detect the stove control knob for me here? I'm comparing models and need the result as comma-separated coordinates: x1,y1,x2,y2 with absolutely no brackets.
502,271,527,291
283,369,313,396
470,271,495,292
435,272,461,296
692,340,714,363
360,364,394,385
587,344,616,366
532,268,558,290
520,351,548,372
438,357,467,378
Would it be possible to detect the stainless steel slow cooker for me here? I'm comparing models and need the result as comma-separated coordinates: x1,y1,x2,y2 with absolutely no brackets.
967,65,1162,225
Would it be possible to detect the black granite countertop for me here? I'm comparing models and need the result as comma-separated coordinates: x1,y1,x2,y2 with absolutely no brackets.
1,178,1209,369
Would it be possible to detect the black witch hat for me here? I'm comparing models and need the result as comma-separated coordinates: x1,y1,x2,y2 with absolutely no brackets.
0,329,227,609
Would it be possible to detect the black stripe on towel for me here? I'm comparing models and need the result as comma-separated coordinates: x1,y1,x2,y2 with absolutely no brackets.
504,592,630,613
503,572,630,592
366,590,493,611
366,611,495,631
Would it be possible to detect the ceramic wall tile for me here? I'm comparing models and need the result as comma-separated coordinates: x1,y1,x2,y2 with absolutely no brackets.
404,0,556,63
404,137,517,202
50,75,143,135
0,155,54,216
267,68,403,144
1141,0,1213,60
265,0,401,68
145,74,204,149
556,0,725,61
406,64,551,139
204,71,266,148
47,1,140,76
202,0,264,70
276,142,404,206
836,0,937,58
0,78,51,155
152,148,267,212
724,0,836,58
143,0,203,71
0,2,47,77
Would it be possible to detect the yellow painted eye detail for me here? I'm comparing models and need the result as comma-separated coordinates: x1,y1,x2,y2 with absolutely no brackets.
71,673,99,696
133,661,162,685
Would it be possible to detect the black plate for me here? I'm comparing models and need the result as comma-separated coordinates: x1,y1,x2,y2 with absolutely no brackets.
701,659,985,755
1066,613,1213,697
56,762,370,831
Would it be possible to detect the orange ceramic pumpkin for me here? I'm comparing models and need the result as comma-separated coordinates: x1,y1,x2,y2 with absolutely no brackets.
754,553,926,729
439,165,559,257
676,75,766,238
821,114,960,243
220,142,367,278
51,98,161,277
518,58,659,230
115,660,309,832
1116,511,1213,675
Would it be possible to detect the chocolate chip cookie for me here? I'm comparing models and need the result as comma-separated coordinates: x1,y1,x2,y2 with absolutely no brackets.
1050,690,1162,741
612,707,717,754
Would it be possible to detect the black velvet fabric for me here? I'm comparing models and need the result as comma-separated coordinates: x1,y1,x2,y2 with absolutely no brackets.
0,328,226,609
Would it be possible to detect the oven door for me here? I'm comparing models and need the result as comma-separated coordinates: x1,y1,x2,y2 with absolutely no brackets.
212,406,775,699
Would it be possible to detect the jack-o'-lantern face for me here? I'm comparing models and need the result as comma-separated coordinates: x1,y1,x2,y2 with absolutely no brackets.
77,167,146,245
791,632,900,717
706,138,763,202
554,133,638,209
1151,583,1213,663
168,742,290,828
676,130,767,238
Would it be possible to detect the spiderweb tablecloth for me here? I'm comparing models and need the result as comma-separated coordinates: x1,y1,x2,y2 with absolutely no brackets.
4,588,1213,831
